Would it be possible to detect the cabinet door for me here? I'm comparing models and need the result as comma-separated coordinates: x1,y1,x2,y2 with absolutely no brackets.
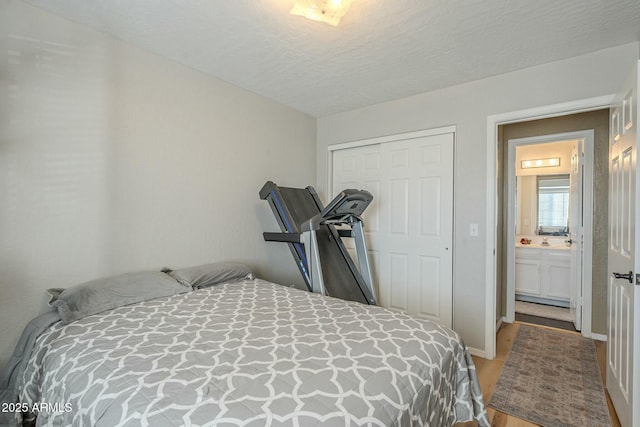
544,251,571,300
546,265,571,299
515,260,541,295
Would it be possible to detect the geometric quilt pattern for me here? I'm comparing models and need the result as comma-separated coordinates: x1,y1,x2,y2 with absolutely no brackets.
20,278,489,426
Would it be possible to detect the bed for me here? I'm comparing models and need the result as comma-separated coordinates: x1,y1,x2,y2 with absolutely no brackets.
3,265,489,427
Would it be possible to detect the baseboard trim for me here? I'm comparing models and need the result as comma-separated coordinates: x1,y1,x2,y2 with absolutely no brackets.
468,347,486,358
496,317,505,330
590,333,607,341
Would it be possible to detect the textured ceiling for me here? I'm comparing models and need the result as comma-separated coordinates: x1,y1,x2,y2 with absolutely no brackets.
22,0,640,117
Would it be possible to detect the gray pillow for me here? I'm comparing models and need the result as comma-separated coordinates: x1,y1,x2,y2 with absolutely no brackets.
168,262,252,289
47,271,190,324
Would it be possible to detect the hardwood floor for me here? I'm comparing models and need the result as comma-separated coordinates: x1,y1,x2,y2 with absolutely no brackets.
458,321,621,426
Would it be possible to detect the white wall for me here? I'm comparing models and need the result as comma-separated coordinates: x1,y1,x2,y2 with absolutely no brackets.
0,0,316,368
516,176,538,236
317,42,640,353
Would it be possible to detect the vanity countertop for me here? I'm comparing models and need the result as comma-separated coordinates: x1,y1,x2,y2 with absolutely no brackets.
516,242,570,250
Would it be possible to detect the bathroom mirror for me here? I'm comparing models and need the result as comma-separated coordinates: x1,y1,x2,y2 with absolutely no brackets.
516,174,570,236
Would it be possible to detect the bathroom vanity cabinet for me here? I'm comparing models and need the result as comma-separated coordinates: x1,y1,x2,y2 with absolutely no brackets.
515,246,571,306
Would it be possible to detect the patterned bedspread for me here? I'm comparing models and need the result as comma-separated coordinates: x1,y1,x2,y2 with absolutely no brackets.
19,278,489,426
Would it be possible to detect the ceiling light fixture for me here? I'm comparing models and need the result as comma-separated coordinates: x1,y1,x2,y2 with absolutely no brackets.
521,157,561,169
290,0,353,26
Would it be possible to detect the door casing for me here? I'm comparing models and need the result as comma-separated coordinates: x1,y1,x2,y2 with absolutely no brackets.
504,130,594,334
486,95,615,359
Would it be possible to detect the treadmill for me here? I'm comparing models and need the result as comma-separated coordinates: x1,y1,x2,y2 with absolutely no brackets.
259,181,376,305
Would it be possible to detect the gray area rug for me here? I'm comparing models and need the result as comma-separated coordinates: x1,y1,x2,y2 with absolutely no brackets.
489,324,611,426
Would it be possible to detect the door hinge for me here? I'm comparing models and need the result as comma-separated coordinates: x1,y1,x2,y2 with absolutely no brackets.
636,273,640,285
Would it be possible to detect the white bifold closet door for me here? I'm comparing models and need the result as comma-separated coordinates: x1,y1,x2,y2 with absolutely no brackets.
332,132,454,328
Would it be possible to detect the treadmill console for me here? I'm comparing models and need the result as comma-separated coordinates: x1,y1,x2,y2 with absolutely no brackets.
320,189,373,221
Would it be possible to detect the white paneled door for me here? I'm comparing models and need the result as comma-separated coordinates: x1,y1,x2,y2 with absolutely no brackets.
332,132,454,328
607,60,640,427
569,140,583,330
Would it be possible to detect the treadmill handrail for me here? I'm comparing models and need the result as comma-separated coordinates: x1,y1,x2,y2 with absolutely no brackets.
263,232,302,243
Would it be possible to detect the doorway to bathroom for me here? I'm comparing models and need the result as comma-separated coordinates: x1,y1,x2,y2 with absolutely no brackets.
505,130,594,332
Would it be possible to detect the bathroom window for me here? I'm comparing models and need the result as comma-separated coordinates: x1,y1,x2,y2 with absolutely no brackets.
537,175,570,235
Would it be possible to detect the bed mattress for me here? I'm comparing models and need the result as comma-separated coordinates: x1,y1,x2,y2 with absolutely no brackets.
18,278,488,426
